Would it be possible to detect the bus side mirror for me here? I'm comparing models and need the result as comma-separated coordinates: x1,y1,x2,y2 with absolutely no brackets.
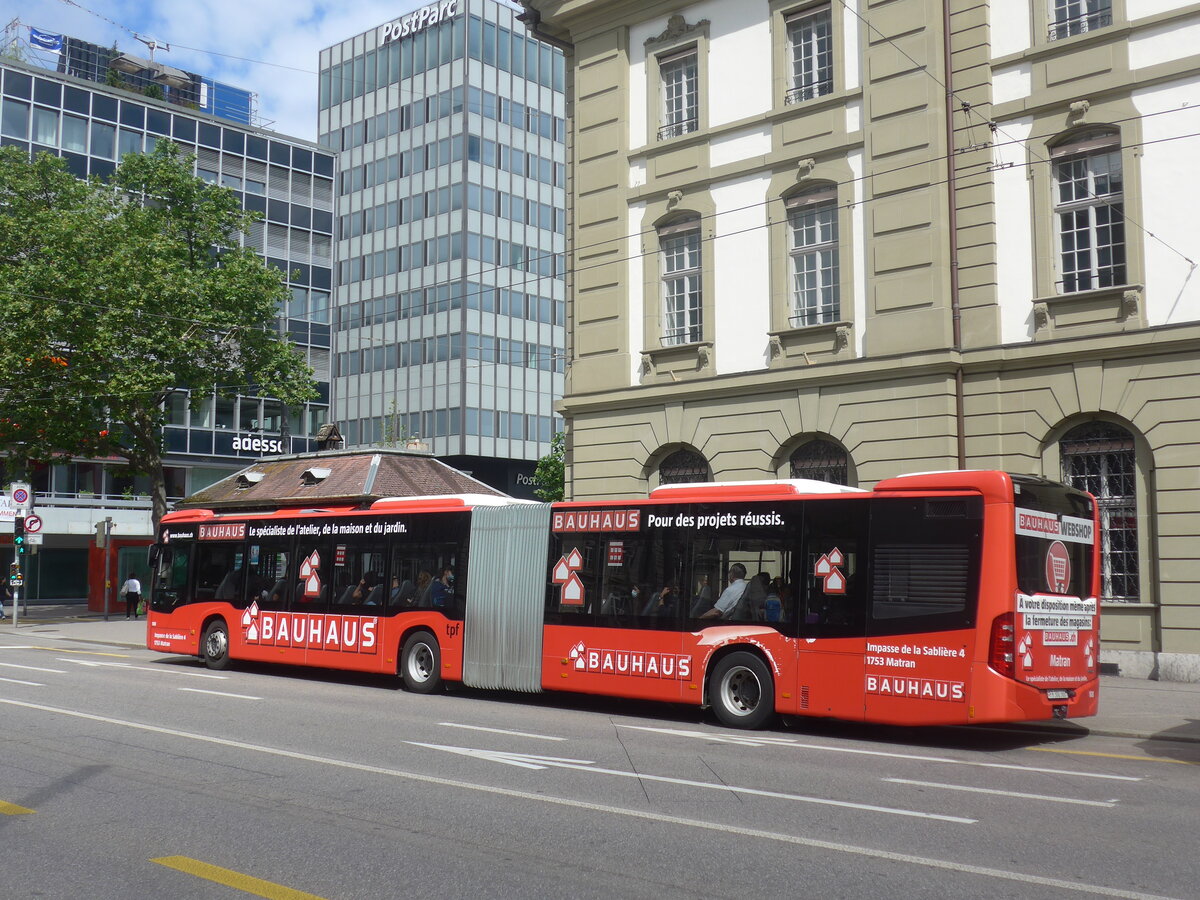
147,544,161,568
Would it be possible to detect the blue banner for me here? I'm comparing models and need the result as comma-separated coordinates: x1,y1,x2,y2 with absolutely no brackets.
30,28,63,53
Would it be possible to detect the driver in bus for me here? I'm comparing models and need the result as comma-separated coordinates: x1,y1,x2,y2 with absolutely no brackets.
699,564,748,620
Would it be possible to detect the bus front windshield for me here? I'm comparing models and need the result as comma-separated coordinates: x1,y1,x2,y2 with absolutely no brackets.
150,543,190,611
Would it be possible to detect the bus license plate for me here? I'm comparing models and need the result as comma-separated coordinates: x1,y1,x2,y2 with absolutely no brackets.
1046,690,1069,700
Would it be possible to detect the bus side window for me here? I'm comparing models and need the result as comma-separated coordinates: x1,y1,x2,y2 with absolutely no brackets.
800,499,868,636
546,537,596,620
294,540,330,610
248,543,292,611
196,544,242,603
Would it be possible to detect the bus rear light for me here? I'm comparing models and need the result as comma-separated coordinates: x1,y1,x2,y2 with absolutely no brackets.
989,612,1015,678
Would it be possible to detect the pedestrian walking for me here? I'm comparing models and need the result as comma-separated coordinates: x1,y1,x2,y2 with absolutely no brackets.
122,573,142,619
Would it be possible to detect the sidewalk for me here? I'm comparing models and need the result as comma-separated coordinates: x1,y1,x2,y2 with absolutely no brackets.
3,603,1198,746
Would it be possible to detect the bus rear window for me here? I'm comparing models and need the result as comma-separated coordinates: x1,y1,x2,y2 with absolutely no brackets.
1013,480,1095,598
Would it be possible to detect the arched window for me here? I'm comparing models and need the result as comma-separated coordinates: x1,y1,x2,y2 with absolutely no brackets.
1051,129,1124,293
658,449,710,484
789,439,848,485
1059,422,1138,601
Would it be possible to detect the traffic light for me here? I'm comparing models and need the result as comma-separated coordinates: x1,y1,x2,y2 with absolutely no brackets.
13,517,25,556
8,561,17,579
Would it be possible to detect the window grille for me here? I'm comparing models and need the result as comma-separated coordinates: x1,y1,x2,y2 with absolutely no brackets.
659,449,710,484
1050,0,1112,40
1060,422,1138,601
789,439,848,484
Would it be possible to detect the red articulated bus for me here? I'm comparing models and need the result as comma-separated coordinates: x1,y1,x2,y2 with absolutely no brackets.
147,470,1100,729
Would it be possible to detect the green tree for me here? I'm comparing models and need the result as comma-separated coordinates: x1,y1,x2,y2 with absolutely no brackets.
0,143,315,529
532,431,566,501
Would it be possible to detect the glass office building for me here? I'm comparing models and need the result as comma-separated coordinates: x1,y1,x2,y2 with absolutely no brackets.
0,54,335,502
319,0,566,496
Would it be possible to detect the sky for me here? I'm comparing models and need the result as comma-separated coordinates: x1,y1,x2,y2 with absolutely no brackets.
10,0,524,140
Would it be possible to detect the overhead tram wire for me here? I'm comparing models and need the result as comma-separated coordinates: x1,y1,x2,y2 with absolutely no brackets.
7,121,1200,325
6,120,1200,389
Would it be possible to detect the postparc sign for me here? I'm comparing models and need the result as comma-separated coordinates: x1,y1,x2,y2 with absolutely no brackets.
379,1,461,43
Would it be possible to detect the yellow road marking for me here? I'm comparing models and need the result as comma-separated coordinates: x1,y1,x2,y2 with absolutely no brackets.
1032,747,1199,765
30,646,131,658
152,856,327,900
0,800,35,815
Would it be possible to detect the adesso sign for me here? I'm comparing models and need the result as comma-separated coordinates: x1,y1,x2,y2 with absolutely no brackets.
233,435,285,455
380,0,461,43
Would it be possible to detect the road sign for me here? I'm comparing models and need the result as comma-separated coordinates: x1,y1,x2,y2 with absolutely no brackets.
26,533,43,546
8,576,23,587
24,514,42,533
8,482,32,512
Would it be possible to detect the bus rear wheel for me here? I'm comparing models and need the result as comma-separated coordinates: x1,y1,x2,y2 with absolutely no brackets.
201,620,231,671
401,631,442,693
710,651,773,729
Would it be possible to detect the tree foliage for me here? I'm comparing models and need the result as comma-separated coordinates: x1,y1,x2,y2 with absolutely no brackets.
532,431,566,502
0,143,315,527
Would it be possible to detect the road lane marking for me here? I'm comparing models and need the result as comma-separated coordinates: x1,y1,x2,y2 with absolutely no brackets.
178,688,262,701
152,856,325,900
617,724,1142,781
883,778,1118,807
1,800,35,815
0,676,43,686
1031,747,1200,766
57,658,227,679
0,662,66,674
34,646,131,657
438,722,567,741
0,698,1176,900
407,741,972,822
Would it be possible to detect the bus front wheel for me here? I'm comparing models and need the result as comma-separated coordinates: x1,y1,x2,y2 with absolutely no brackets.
201,620,231,671
401,631,442,694
709,651,773,729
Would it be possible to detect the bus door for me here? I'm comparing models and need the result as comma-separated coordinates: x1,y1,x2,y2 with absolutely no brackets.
795,499,869,720
863,496,983,725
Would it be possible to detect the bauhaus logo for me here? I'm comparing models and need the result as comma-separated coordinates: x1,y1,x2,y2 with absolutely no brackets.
865,674,965,702
241,601,378,654
568,641,692,680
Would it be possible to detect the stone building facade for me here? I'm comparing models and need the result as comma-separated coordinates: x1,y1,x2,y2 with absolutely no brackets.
522,0,1200,680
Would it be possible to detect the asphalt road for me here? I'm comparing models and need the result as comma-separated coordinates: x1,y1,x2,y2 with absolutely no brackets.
2,635,1196,899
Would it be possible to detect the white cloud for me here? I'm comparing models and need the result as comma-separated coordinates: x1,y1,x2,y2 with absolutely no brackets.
13,0,469,140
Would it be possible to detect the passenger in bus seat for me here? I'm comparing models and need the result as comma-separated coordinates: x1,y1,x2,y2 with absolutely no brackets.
738,573,767,620
414,571,433,607
700,564,748,619
350,572,379,604
390,575,416,606
364,575,385,605
763,574,782,623
643,583,678,617
430,568,454,607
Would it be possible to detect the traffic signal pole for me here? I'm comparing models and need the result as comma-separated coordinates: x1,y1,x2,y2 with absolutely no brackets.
11,515,24,628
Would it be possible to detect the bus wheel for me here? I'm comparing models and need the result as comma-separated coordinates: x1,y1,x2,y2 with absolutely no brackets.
401,631,442,694
710,651,773,730
201,620,231,671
